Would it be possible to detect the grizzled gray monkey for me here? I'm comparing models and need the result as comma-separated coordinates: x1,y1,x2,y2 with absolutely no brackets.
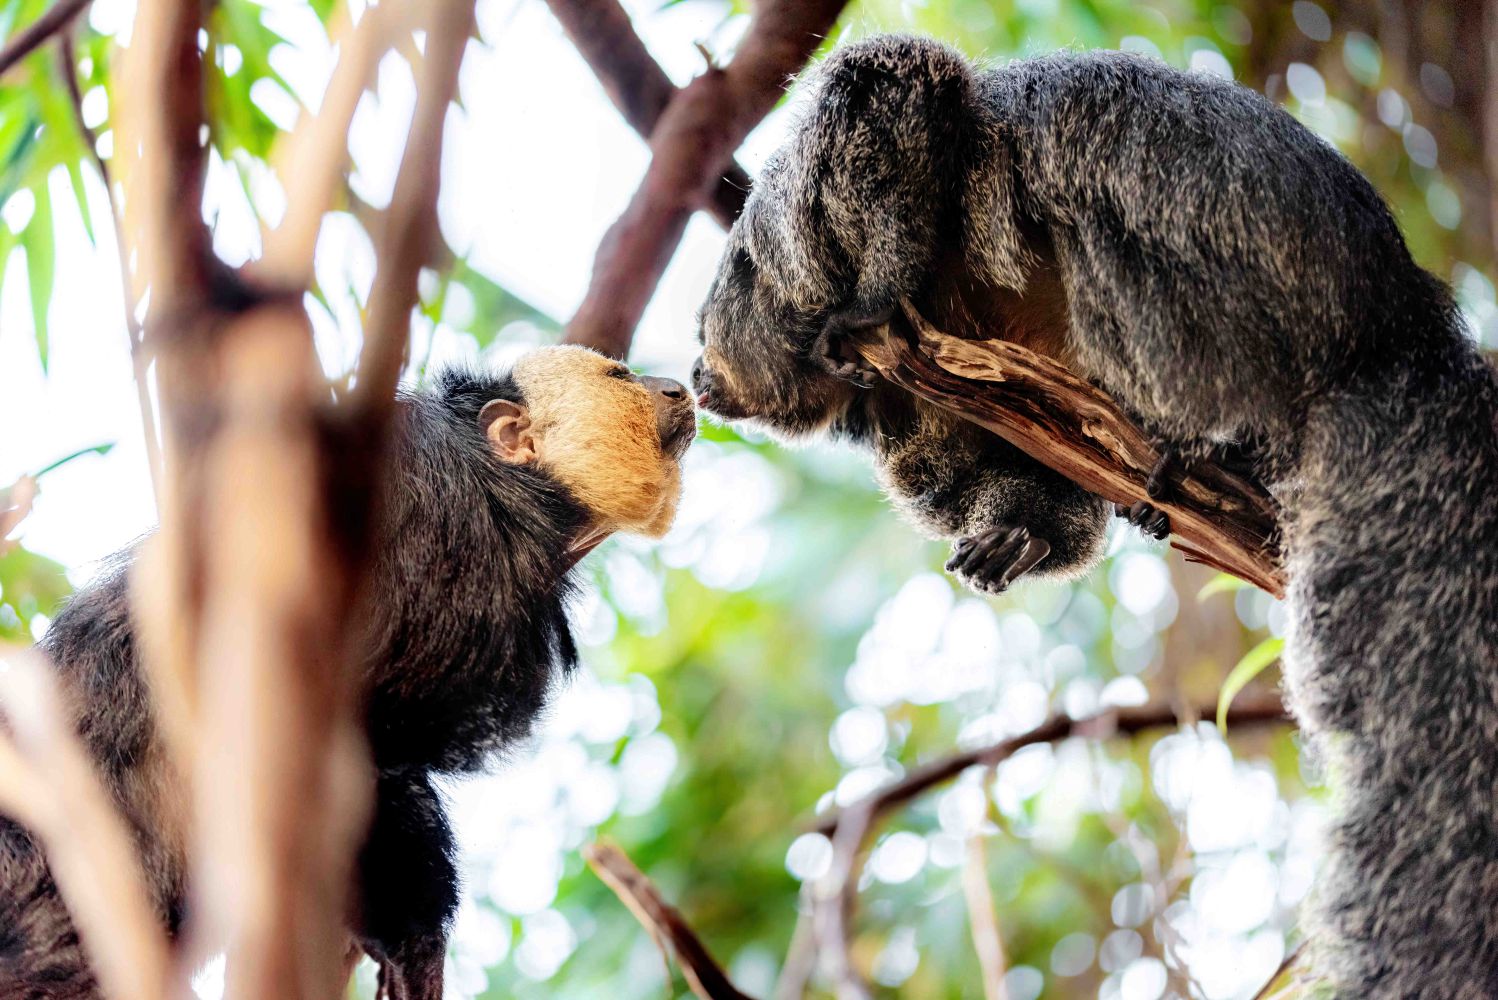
692,35,1498,999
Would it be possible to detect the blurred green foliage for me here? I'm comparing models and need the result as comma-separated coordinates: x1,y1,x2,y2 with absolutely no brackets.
1,0,1492,998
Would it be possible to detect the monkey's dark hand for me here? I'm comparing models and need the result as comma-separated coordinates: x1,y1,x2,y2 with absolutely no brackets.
946,525,1051,594
811,304,894,388
373,938,444,1000
1114,500,1170,540
1145,437,1265,502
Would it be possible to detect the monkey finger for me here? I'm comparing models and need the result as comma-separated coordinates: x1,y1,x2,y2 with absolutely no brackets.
1147,509,1170,539
948,525,1024,576
964,527,1034,585
997,537,1051,589
1145,453,1174,500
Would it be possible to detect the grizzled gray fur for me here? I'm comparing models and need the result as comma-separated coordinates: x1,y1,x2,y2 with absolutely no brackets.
692,35,1498,998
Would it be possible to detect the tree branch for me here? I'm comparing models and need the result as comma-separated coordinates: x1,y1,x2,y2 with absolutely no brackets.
806,696,1289,995
962,836,1010,1000
0,0,90,78
57,30,163,503
354,0,474,413
541,0,751,228
813,696,1290,839
0,651,170,1000
114,0,214,312
260,0,410,286
562,0,847,358
852,302,1286,598
584,842,757,1000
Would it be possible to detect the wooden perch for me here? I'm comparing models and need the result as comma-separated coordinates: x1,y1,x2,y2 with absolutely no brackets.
585,842,757,1000
853,301,1286,598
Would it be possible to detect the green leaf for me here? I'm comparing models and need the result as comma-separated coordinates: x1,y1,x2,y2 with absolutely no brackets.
1217,636,1285,732
66,159,94,244
23,182,53,370
1197,572,1250,602
33,441,114,479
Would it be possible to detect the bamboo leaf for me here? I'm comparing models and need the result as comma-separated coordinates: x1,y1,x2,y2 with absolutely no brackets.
1198,572,1250,602
1217,636,1285,732
32,442,114,479
24,182,53,370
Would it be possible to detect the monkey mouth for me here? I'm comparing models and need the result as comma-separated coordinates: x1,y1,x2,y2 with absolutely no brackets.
661,406,698,459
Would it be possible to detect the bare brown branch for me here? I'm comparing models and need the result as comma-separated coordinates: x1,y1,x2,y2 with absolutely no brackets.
541,0,751,228
0,476,37,555
813,801,874,1000
962,837,1010,1000
813,696,1290,839
0,0,90,78
562,0,848,358
584,842,757,1000
260,0,410,285
0,651,170,1000
114,0,214,311
355,0,475,412
57,31,163,502
852,302,1286,598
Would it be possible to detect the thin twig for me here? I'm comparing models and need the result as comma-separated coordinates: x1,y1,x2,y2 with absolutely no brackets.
962,837,1010,1000
260,0,410,285
0,476,37,555
541,0,751,228
57,30,162,502
1251,943,1306,1000
561,0,848,358
0,0,90,77
772,887,819,1000
354,0,475,412
813,802,874,1000
584,842,757,1000
0,650,171,1000
813,697,1290,838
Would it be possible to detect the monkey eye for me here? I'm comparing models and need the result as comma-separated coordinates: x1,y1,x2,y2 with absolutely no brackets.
608,365,635,380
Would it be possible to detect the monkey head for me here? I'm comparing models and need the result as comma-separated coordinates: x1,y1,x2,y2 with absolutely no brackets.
690,183,861,441
482,346,696,538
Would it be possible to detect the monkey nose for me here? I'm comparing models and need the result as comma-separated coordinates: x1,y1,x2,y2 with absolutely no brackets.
641,374,691,405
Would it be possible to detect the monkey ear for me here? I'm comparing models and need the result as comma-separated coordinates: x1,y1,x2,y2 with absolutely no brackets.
479,399,538,465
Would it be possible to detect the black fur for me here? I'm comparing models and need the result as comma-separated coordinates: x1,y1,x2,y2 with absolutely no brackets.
695,36,1498,997
1,365,591,997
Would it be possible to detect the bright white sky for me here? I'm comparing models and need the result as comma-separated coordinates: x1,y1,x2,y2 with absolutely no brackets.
1,0,795,577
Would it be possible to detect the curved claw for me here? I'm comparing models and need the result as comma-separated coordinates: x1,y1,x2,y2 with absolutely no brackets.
947,525,1051,594
1114,500,1171,540
812,304,894,388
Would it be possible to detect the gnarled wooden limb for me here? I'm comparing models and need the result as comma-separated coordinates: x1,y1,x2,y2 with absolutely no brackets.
541,0,751,228
562,0,847,358
585,842,757,1000
852,301,1286,597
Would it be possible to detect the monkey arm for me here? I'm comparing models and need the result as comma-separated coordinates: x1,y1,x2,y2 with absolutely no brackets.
874,412,1109,592
355,769,457,1000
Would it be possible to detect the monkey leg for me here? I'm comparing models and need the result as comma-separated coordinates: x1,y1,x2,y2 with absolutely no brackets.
356,770,457,1000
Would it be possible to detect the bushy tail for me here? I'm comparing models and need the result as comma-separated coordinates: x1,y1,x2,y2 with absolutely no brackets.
1284,349,1498,999
0,826,99,999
